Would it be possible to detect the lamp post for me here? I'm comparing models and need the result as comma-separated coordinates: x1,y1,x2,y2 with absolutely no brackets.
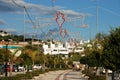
5,41,8,77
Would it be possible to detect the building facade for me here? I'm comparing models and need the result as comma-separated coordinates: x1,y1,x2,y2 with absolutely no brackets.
43,40,85,55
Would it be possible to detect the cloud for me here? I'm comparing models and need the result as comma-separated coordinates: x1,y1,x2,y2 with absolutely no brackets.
61,10,91,17
0,0,57,15
1,28,17,35
0,19,5,25
4,28,16,32
0,0,90,17
0,0,24,13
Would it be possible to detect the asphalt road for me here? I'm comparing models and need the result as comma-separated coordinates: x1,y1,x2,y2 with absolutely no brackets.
0,70,89,80
37,70,89,80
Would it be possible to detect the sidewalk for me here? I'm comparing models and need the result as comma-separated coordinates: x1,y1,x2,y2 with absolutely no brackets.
64,71,89,80
0,71,25,77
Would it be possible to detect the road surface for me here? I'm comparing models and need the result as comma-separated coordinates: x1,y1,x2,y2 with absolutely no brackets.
0,70,89,80
37,70,88,80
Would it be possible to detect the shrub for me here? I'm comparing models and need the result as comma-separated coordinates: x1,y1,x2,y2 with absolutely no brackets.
89,76,105,80
82,68,105,80
31,71,40,76
0,76,20,80
16,73,33,79
24,72,33,79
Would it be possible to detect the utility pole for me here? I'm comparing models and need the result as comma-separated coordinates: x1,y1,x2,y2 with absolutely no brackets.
92,0,98,36
96,0,98,36
5,41,8,77
23,6,26,45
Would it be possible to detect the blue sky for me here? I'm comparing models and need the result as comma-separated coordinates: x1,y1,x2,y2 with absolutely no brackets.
0,0,120,41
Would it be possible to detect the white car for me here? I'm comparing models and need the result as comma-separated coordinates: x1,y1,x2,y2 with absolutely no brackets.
18,66,24,71
33,64,42,70
102,69,112,73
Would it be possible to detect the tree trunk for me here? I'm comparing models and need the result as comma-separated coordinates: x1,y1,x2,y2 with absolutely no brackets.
105,69,109,80
54,64,55,68
112,71,115,80
27,65,29,72
10,61,13,76
32,61,34,71
96,67,100,76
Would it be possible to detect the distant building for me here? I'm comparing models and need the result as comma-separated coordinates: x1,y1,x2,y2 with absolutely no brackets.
0,30,10,36
43,40,85,55
0,44,22,57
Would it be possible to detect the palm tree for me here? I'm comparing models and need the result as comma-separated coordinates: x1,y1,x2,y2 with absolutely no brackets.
9,47,24,76
22,45,38,71
0,49,7,63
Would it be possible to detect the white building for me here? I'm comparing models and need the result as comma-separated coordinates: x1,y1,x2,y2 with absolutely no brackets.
43,43,52,55
0,30,10,36
43,40,85,55
74,47,84,53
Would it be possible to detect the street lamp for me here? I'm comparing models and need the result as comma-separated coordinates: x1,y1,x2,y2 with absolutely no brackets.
5,41,9,77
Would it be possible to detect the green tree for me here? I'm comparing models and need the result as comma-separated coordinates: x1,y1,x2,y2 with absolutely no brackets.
0,49,6,63
9,47,24,76
52,55,59,68
101,27,120,80
19,53,32,72
71,53,81,61
0,48,11,63
23,45,38,70
80,50,101,67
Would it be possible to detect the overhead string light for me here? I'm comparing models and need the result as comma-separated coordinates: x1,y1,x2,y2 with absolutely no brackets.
81,15,88,28
60,27,68,39
55,11,65,29
56,11,68,39
50,0,67,39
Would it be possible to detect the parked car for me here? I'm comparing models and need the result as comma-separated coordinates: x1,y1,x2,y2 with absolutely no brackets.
0,64,20,73
18,66,24,71
33,64,42,70
13,65,19,72
0,64,4,74
6,65,15,72
102,69,112,74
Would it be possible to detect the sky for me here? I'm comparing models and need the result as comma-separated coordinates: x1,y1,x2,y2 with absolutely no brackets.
0,0,120,41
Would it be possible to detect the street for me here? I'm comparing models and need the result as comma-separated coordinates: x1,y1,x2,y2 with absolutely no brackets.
0,70,88,80
37,70,88,80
